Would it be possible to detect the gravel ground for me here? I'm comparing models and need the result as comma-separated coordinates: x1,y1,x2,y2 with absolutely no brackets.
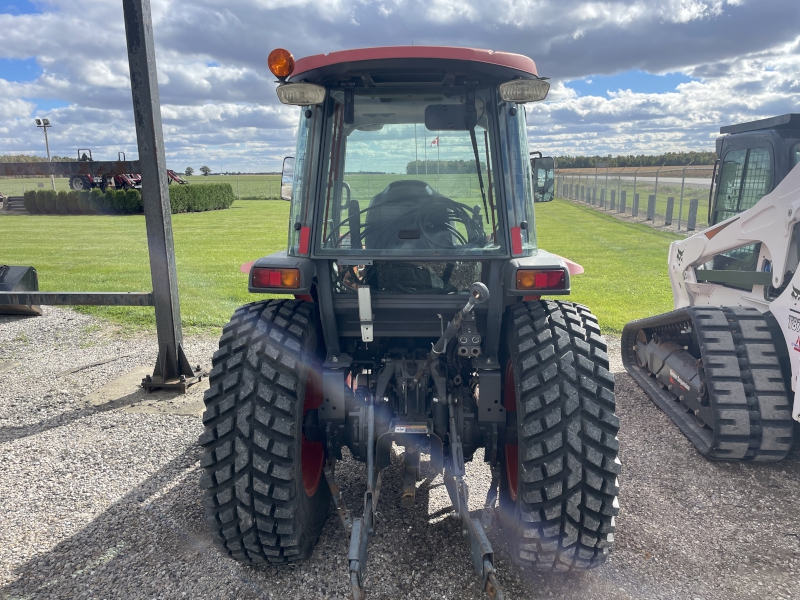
1,307,800,600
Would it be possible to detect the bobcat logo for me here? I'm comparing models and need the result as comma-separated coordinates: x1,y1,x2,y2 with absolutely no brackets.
792,286,800,303
676,248,684,264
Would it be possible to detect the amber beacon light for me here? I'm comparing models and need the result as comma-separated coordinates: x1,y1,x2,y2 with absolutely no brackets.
268,48,295,80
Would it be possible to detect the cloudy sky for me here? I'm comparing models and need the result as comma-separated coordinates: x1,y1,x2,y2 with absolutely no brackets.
0,0,798,172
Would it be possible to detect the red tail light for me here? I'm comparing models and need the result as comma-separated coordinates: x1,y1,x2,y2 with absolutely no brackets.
252,267,300,289
516,269,565,291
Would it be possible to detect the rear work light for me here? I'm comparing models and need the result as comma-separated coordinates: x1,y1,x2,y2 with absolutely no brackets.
516,269,566,291
252,267,300,289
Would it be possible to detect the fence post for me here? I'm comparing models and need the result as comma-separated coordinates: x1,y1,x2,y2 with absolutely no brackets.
665,196,674,226
632,193,639,217
619,190,626,213
599,188,605,208
592,187,597,205
610,189,616,211
687,198,699,231
647,194,656,221
677,196,683,230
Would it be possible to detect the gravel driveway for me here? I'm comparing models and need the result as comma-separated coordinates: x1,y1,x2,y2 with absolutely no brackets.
1,307,799,600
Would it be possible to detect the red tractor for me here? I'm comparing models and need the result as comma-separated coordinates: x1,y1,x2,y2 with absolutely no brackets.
69,150,185,190
199,47,619,599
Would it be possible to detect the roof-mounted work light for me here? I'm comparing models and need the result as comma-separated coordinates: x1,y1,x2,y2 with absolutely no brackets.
276,82,327,106
499,78,550,103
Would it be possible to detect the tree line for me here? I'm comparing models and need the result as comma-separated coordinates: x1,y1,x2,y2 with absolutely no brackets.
406,159,486,174
553,151,717,169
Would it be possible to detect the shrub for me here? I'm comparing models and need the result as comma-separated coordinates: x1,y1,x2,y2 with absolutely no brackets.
37,190,57,214
168,183,235,213
90,188,106,214
23,190,38,214
56,190,71,214
124,189,143,213
77,191,94,214
34,190,48,213
67,191,82,214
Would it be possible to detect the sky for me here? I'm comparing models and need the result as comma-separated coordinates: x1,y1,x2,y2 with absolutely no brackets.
0,0,799,172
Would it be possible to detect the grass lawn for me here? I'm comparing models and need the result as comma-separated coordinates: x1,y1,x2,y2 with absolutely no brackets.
0,199,680,336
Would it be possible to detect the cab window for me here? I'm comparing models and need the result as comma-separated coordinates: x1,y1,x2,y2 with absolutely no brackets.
713,147,772,223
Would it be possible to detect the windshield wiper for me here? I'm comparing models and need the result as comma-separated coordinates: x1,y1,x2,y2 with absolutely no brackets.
465,90,490,224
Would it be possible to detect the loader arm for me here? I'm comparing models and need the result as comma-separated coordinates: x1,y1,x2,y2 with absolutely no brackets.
669,161,800,312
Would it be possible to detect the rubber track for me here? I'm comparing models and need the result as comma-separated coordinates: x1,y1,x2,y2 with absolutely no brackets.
199,299,330,564
621,306,793,461
507,300,620,571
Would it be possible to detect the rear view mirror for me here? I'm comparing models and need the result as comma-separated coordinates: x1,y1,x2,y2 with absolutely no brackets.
280,156,295,201
531,156,555,203
425,104,470,131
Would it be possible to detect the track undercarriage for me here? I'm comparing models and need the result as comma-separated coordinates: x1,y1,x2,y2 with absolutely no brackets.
621,306,793,461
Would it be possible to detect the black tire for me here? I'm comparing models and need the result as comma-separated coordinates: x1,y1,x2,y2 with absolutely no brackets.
73,176,92,191
499,300,620,571
199,299,331,564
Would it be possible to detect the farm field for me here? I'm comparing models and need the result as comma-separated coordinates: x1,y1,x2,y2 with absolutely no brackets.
0,198,679,335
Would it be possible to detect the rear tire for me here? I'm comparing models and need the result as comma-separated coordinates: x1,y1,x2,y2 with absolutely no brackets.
69,176,91,191
200,299,331,564
499,300,620,571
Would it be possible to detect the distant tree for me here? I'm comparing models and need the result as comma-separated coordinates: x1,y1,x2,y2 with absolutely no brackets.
199,166,211,176
185,167,194,176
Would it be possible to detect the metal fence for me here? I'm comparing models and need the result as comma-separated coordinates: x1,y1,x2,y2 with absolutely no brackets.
555,165,713,231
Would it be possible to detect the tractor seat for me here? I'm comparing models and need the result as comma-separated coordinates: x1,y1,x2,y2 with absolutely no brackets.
364,180,454,250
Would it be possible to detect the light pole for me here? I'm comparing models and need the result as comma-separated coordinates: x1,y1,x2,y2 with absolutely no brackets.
35,118,55,190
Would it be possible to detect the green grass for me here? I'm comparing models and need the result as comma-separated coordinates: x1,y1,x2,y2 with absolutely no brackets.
535,200,680,332
0,198,679,336
0,200,289,335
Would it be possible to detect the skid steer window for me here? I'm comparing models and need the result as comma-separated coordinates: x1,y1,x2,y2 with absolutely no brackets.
713,147,772,223
793,142,800,168
316,89,502,257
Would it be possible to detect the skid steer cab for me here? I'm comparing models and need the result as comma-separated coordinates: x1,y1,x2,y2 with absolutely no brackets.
200,46,619,599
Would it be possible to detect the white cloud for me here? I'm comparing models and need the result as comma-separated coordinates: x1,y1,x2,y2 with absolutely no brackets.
0,0,797,171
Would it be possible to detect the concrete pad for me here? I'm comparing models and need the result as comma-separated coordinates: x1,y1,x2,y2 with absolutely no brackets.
81,366,207,417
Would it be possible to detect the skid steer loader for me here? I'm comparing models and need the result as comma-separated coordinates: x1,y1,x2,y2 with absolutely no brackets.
622,114,800,461
199,46,620,599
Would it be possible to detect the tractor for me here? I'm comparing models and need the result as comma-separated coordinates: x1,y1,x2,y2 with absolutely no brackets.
69,150,185,190
622,114,800,461
199,46,619,599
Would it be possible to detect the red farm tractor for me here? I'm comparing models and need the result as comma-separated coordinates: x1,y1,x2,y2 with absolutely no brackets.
199,47,619,599
68,149,186,191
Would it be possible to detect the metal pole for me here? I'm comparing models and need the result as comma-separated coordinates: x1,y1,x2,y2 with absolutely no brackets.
42,125,56,190
122,0,198,390
678,161,692,231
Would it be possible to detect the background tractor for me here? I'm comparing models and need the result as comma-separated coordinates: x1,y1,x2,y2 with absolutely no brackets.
199,46,619,599
622,114,800,461
69,149,185,191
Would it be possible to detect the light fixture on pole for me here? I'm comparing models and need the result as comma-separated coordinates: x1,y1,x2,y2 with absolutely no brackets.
35,118,55,190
